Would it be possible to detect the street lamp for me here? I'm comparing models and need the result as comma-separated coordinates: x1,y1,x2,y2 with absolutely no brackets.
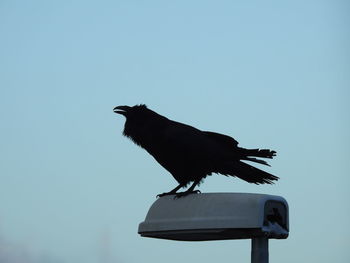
138,193,289,263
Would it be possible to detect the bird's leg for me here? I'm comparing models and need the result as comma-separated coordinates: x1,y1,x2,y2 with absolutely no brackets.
187,179,201,192
156,183,184,198
174,179,201,198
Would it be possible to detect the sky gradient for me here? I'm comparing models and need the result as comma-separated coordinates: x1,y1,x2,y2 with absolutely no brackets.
0,1,349,262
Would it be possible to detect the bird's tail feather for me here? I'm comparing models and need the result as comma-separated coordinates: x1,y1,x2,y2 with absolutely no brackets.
239,148,276,166
221,161,279,184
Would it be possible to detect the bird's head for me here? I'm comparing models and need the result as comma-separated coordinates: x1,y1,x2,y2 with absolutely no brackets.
113,104,149,119
113,104,157,140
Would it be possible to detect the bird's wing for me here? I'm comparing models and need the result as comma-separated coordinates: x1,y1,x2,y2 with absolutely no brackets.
203,131,239,148
156,123,225,161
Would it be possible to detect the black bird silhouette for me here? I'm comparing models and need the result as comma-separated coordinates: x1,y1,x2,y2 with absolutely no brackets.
114,104,278,197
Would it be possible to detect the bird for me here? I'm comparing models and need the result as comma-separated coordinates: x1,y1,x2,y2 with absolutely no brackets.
113,104,279,197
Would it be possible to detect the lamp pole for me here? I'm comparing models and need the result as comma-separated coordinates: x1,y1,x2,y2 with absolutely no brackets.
251,237,269,263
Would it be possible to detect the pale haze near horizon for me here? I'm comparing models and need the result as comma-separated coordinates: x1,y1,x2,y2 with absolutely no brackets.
0,1,349,262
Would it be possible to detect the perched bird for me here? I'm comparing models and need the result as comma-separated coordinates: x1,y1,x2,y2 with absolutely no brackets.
114,104,278,197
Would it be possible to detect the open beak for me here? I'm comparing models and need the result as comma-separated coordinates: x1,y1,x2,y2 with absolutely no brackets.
113,105,130,116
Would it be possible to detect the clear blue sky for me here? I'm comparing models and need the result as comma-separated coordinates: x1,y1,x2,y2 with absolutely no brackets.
0,1,349,262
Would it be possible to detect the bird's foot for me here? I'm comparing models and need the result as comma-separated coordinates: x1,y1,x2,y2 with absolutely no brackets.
156,190,201,199
174,190,201,199
156,192,176,198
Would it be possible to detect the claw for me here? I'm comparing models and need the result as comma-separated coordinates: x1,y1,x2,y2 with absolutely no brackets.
156,190,201,199
156,192,176,198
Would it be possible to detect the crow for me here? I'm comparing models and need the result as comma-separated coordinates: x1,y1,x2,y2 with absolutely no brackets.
113,104,278,197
